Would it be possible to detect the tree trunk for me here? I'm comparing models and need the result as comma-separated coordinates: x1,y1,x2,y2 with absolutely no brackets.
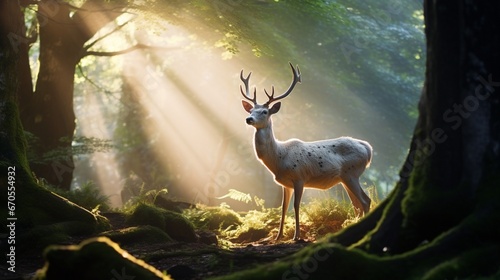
217,1,500,279
21,1,80,190
1,0,107,255
353,0,500,254
19,0,124,190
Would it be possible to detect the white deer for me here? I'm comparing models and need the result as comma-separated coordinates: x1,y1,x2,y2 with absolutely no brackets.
240,63,373,241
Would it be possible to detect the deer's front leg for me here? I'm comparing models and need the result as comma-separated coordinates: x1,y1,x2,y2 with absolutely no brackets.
292,181,304,241
276,186,293,240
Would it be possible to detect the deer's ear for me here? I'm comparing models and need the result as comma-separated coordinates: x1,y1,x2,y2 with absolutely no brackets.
269,102,281,114
242,100,254,113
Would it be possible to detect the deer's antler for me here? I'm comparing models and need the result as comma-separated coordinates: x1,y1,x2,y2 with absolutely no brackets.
240,70,257,105
264,62,301,106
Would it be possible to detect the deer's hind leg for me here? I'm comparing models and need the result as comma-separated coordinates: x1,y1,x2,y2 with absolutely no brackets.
342,177,371,216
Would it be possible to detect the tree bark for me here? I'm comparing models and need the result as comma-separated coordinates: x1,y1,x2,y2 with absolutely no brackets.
1,0,105,251
19,0,125,190
338,0,500,254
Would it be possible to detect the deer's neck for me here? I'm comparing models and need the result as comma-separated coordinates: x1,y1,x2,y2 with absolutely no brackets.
254,121,280,172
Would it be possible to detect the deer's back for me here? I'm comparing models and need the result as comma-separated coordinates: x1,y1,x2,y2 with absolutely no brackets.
274,136,372,189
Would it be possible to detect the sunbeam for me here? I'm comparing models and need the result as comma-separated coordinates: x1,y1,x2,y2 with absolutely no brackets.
72,10,414,210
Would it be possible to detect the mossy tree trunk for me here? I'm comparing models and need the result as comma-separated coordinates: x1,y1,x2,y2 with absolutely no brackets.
1,0,105,251
18,0,125,190
217,1,500,279
341,0,500,253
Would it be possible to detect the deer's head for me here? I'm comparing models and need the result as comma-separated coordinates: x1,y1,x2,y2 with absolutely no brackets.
240,63,301,129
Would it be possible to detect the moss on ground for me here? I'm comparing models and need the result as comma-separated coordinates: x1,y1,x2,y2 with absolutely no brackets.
230,227,268,243
211,196,500,280
2,171,111,252
184,205,242,231
126,203,197,242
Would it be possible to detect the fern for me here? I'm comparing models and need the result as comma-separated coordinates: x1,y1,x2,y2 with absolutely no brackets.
254,195,266,210
122,185,169,211
216,189,267,210
216,189,252,204
145,188,168,204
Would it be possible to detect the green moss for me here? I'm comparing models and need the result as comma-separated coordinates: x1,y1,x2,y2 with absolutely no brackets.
33,237,171,280
162,210,197,242
11,185,111,252
230,227,268,243
402,159,430,222
8,176,107,239
214,206,500,280
100,226,173,245
126,203,166,230
402,161,474,243
422,246,500,280
0,98,31,172
126,203,197,242
184,205,242,231
20,221,96,250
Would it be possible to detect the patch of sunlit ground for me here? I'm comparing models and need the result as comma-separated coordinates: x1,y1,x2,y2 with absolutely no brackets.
184,194,379,245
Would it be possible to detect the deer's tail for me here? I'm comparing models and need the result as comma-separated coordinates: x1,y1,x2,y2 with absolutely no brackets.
360,140,373,168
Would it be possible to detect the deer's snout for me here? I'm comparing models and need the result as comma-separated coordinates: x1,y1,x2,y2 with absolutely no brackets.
246,117,255,125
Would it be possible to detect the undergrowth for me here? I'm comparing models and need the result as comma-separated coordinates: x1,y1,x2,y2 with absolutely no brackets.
36,178,378,245
121,184,169,212
184,194,371,243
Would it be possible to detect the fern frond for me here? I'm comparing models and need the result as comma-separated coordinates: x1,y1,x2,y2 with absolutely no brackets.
216,189,252,204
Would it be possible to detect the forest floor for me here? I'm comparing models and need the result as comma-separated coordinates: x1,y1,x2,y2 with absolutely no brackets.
130,238,310,279
11,212,311,280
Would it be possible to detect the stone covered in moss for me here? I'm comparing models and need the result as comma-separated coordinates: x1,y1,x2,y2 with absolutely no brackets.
230,227,268,243
126,203,197,242
33,237,171,280
188,205,242,231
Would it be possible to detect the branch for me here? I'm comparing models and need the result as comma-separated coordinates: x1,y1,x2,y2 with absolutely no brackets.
72,0,127,42
83,18,134,52
80,44,177,58
76,63,130,109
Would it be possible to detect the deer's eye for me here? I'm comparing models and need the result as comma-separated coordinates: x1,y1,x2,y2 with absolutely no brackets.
262,111,268,115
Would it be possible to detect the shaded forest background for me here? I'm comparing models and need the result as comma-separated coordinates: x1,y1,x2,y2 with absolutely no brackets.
16,0,424,209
